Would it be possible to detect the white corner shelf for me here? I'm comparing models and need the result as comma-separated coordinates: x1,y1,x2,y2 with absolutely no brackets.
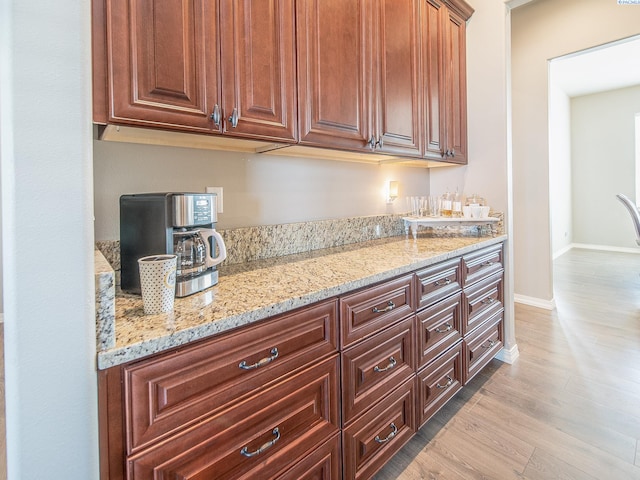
402,215,500,239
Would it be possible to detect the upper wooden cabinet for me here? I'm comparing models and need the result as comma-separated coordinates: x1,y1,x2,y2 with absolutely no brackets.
93,0,297,142
92,0,472,164
373,0,423,157
295,0,371,151
296,0,422,157
422,0,472,164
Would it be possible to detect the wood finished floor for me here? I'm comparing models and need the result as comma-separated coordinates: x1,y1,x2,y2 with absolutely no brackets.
374,248,640,480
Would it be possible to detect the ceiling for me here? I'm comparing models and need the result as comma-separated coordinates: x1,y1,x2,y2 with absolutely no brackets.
550,35,640,97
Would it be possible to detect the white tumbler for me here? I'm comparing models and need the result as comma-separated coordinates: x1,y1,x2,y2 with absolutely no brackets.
138,254,177,314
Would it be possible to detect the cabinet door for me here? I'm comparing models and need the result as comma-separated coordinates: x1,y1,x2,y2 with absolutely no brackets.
443,6,468,164
422,0,446,160
296,0,372,151
373,0,422,157
107,0,220,132
220,0,298,141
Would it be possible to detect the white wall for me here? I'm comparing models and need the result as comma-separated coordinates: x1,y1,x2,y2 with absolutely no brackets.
548,75,572,256
511,0,640,302
1,1,99,478
571,85,640,249
93,138,430,238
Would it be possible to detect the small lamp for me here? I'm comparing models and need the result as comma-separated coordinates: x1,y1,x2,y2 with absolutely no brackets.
386,181,399,204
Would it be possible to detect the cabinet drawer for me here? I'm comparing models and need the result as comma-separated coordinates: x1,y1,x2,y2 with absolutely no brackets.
124,299,338,452
128,356,340,480
417,341,463,428
342,316,415,424
463,311,503,384
416,292,462,369
340,275,415,348
342,378,416,480
461,243,504,287
462,271,503,336
277,434,341,480
415,257,462,310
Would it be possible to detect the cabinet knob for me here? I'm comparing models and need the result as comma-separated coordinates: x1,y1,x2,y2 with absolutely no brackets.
368,135,376,150
210,104,221,127
228,107,239,128
375,136,384,149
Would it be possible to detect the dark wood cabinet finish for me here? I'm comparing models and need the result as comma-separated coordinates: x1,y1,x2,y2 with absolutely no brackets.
463,311,503,384
103,0,220,132
415,256,462,311
417,341,462,428
295,0,371,151
341,316,416,424
462,271,504,336
124,299,338,453
219,0,298,140
416,292,462,370
461,242,504,287
372,0,422,157
421,0,472,164
342,378,417,480
95,0,297,141
129,357,340,480
340,274,415,348
277,434,342,480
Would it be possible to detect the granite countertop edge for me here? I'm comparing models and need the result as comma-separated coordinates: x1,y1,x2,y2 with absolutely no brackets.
96,234,507,370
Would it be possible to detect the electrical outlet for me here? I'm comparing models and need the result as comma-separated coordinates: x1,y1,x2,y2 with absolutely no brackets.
205,187,223,213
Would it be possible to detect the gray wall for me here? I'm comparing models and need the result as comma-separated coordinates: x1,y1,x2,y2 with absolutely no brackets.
571,85,640,249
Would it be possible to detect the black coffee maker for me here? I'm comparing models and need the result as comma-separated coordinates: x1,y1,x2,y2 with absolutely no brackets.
120,193,227,297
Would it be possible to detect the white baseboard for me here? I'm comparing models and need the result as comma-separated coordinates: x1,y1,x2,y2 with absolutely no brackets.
495,344,519,364
570,243,640,254
514,294,556,310
553,244,573,259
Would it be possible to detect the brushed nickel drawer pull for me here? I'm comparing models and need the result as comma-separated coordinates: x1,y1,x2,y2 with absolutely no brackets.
481,260,495,267
240,427,280,457
372,301,395,313
481,339,496,349
435,323,453,334
375,423,398,444
210,104,221,126
374,356,397,373
481,297,496,305
436,375,454,389
239,347,279,370
434,278,452,286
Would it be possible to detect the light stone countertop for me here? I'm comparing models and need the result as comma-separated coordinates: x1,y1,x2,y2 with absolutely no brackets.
97,234,506,369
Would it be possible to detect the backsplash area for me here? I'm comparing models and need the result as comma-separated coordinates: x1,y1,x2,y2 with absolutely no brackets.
96,212,502,282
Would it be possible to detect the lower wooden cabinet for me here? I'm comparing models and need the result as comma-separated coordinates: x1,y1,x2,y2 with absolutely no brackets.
128,356,340,480
417,341,463,428
342,378,417,480
463,310,504,384
99,242,506,480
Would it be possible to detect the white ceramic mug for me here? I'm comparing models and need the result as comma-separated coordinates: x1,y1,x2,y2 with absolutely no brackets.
138,254,177,314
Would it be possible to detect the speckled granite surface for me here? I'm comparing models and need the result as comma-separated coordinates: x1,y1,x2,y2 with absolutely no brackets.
95,250,115,351
96,234,506,369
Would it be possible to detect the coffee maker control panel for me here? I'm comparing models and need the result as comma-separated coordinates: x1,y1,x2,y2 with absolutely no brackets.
173,193,217,227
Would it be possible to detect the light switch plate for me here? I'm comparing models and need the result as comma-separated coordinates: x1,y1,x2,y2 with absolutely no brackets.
205,186,223,214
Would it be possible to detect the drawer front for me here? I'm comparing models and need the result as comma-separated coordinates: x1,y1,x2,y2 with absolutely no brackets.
417,342,463,428
124,299,338,452
128,356,340,480
462,271,503,336
461,243,504,287
277,434,341,480
463,312,503,384
342,316,416,424
416,292,462,369
342,378,416,480
415,257,462,310
340,275,415,348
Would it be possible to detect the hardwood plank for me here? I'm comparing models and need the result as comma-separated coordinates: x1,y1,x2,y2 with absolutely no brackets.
522,448,600,480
